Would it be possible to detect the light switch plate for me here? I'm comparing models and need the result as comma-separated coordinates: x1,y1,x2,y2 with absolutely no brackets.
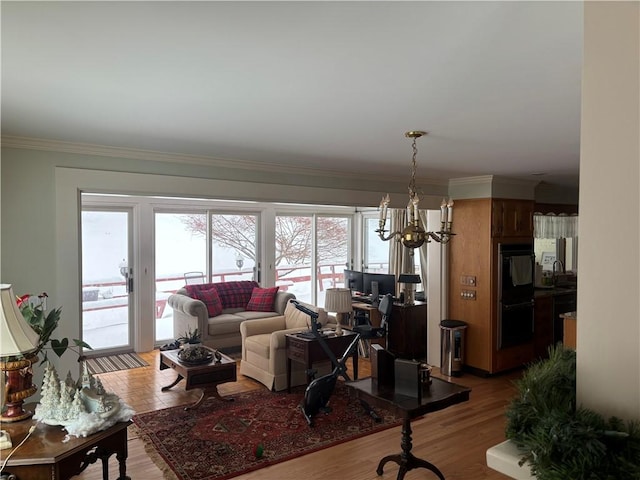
460,275,476,286
460,289,477,300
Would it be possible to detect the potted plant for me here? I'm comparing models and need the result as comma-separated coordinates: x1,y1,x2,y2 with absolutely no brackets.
15,292,92,363
177,327,201,347
505,345,640,479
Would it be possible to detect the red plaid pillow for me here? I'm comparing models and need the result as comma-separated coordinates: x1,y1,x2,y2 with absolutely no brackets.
246,286,279,312
214,281,258,309
192,287,223,317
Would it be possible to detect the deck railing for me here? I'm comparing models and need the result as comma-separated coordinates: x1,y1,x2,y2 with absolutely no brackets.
82,262,389,318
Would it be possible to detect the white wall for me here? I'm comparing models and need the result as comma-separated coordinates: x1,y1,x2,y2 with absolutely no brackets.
427,209,446,366
577,1,639,421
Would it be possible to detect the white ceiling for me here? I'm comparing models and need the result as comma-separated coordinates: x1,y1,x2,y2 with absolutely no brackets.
1,1,583,189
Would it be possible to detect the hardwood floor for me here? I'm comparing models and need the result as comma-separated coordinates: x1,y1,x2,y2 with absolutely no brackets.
77,350,517,479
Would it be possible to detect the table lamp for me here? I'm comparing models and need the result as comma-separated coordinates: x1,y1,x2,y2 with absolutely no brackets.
324,288,352,336
398,274,421,305
0,284,40,422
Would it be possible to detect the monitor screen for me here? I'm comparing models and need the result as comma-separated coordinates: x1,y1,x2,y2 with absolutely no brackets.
363,272,396,298
343,269,364,294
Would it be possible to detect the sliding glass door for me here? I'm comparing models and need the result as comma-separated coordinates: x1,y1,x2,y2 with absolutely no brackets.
83,194,354,349
154,211,260,343
155,212,207,343
81,208,133,352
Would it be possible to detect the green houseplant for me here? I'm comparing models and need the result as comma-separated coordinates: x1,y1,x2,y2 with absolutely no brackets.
16,293,92,363
177,327,201,346
505,344,640,479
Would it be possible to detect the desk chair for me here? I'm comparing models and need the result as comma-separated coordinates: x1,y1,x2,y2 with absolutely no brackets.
352,294,393,357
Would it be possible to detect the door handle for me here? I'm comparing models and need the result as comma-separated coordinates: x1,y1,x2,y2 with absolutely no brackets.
503,301,534,310
126,267,133,293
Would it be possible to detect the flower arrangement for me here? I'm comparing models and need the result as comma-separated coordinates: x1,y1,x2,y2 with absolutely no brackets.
16,292,92,363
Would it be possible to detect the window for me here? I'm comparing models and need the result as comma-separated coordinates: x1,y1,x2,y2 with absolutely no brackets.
83,194,356,347
275,214,351,305
210,213,259,282
364,216,389,273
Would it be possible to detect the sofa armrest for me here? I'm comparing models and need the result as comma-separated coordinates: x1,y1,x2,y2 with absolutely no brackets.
273,291,296,315
167,293,209,339
240,315,287,338
270,327,309,350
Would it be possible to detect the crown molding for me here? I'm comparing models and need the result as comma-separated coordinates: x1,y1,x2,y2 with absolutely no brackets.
1,135,449,190
448,175,540,200
448,175,495,187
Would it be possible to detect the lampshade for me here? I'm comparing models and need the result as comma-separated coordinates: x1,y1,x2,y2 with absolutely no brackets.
0,284,40,357
398,274,421,285
324,288,352,314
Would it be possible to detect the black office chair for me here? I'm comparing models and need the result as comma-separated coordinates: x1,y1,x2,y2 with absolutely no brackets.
352,294,393,357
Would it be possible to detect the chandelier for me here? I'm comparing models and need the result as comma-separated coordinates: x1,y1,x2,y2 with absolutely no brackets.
376,131,454,249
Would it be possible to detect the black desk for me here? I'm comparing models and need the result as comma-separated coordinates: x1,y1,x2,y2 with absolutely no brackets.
387,301,428,360
346,377,471,480
352,301,428,359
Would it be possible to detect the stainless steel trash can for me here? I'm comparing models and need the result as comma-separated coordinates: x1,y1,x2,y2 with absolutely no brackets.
440,319,467,377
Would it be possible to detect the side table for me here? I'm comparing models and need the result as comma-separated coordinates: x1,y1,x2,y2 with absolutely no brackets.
286,331,359,393
346,377,471,480
0,406,131,480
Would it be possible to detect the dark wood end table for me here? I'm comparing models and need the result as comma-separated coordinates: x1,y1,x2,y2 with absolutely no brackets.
286,330,359,393
160,348,237,410
0,406,131,480
346,376,471,480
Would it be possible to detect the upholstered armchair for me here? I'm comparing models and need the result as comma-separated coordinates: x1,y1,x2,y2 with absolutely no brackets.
240,299,336,391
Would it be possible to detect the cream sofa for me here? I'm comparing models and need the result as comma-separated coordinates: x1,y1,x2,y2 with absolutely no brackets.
167,281,295,350
240,299,336,391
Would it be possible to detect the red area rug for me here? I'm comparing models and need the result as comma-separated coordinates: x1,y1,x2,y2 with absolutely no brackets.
133,382,402,480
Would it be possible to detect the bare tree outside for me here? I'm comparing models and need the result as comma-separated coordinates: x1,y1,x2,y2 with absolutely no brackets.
180,214,348,266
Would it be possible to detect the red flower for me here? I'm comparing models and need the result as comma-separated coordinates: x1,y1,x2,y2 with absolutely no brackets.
16,294,31,308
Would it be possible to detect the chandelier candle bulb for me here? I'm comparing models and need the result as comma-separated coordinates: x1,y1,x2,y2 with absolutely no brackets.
447,198,454,224
380,194,390,223
440,198,447,224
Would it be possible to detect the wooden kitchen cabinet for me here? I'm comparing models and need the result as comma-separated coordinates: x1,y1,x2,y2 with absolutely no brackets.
492,199,534,238
448,198,535,374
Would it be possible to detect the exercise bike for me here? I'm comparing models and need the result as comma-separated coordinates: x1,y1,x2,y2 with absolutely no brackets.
291,300,361,426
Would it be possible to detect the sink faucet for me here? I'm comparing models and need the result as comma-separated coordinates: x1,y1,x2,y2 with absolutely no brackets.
552,260,565,284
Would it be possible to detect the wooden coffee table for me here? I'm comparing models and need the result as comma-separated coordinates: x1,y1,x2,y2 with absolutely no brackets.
159,348,237,410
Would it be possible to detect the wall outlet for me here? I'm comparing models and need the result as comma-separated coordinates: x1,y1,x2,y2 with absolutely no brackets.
460,275,476,286
460,289,476,300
